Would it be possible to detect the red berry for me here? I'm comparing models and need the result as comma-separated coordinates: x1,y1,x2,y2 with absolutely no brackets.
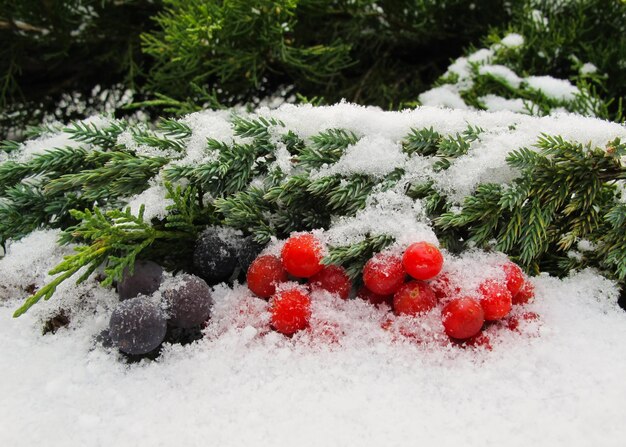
357,286,394,307
513,280,535,305
452,332,492,351
478,279,513,321
428,272,460,300
393,280,437,316
309,265,351,299
270,288,311,336
281,233,324,278
402,242,444,281
503,262,525,296
441,297,485,339
247,255,288,298
362,253,406,295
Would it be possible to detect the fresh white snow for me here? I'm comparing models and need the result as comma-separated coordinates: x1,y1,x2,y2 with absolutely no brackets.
1,103,626,446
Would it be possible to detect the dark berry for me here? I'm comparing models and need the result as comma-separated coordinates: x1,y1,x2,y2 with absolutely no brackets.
117,260,163,300
238,236,265,273
109,296,167,355
193,228,238,284
163,274,213,328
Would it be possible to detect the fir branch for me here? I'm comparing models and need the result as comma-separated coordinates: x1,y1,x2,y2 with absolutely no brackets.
14,205,190,317
297,128,359,169
65,121,128,150
403,127,441,156
323,234,395,279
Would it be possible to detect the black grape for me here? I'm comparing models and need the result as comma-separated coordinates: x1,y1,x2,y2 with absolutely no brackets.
109,296,167,355
117,260,163,300
163,274,213,328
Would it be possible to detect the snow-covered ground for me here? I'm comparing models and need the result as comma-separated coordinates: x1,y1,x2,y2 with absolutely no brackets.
1,103,626,446
1,262,626,446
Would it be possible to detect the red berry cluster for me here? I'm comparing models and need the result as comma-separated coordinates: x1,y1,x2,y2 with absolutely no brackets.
245,232,537,345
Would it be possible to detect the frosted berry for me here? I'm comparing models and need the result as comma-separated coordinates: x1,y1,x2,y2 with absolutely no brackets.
270,288,311,335
281,233,324,278
238,236,265,273
513,280,535,305
362,253,406,295
193,228,238,284
109,296,167,355
163,274,213,328
428,272,460,301
402,242,444,281
478,279,513,321
309,265,351,299
393,280,437,316
117,260,163,300
247,255,288,298
441,297,485,340
503,262,525,296
357,286,394,307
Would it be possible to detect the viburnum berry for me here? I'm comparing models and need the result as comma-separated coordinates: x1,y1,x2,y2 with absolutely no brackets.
270,288,311,336
309,265,352,299
247,255,288,298
513,280,535,305
478,279,513,321
393,280,437,316
281,233,324,278
362,253,406,295
504,311,540,332
441,297,485,340
428,272,460,301
503,262,525,296
402,242,444,281
357,286,394,307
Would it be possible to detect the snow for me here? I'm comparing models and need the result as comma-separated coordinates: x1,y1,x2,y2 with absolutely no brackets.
479,94,528,113
2,103,626,446
418,85,469,110
500,33,525,48
525,76,579,101
580,62,598,75
1,265,626,446
479,64,523,88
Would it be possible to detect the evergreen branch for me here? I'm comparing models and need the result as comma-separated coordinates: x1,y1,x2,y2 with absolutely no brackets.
323,234,395,279
231,115,284,139
403,127,441,156
14,205,190,317
64,121,128,150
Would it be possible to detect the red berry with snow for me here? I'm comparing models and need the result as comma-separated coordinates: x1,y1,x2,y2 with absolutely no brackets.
281,233,324,278
247,255,288,298
478,279,513,321
441,297,485,340
393,280,437,316
513,280,535,305
428,272,460,301
362,253,406,295
270,288,311,335
503,261,525,296
309,265,352,299
402,242,444,281
357,286,394,307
